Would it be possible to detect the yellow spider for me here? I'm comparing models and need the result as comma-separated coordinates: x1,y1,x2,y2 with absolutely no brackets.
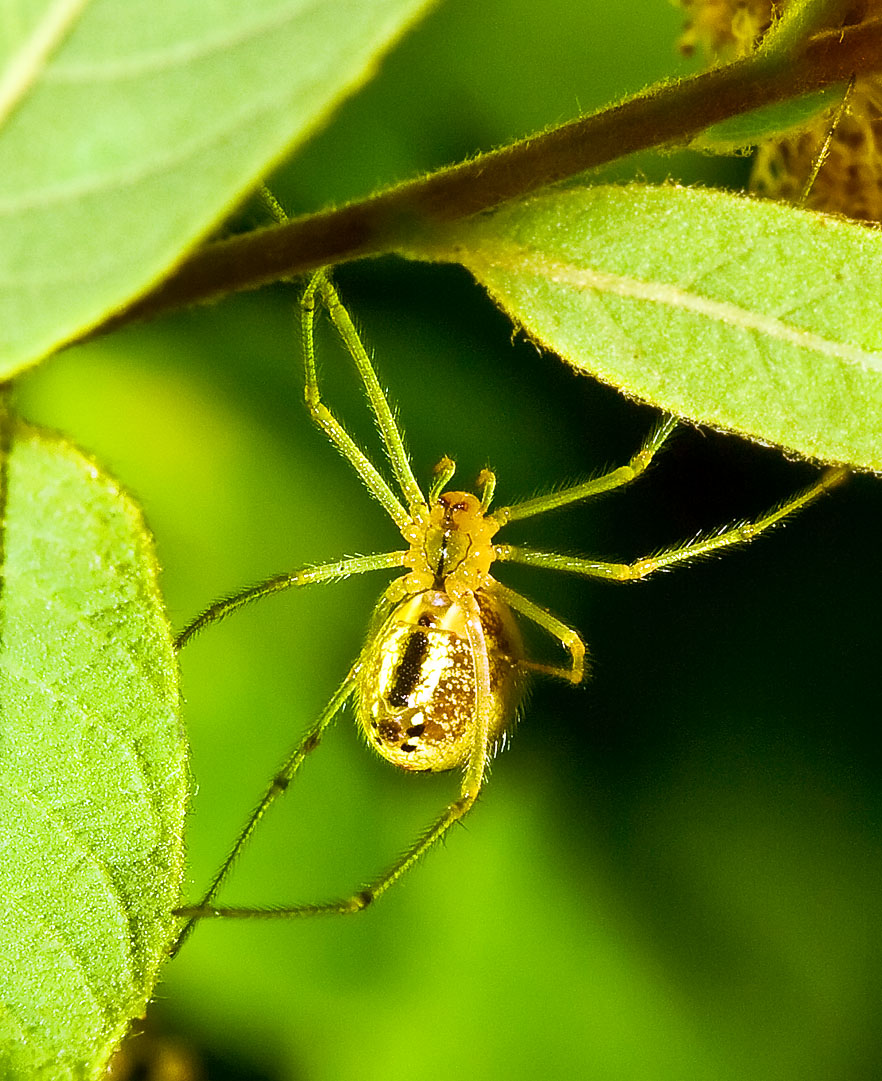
173,270,844,946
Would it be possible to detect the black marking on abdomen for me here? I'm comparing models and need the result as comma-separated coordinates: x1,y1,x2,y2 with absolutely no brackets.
387,630,429,708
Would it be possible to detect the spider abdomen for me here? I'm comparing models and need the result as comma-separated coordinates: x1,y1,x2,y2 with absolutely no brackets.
357,589,524,772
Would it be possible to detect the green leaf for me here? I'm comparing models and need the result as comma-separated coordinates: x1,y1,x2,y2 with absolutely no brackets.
404,184,882,470
0,417,187,1080
0,0,436,379
694,88,841,154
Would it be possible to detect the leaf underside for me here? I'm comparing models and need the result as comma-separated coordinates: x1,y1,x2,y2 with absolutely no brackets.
0,420,187,1080
405,184,882,470
0,0,436,378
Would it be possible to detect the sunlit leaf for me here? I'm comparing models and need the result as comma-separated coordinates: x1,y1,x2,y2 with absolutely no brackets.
405,183,882,470
0,0,436,378
0,418,187,1079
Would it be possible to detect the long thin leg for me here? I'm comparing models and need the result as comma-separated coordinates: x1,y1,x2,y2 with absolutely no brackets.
300,281,410,528
255,197,412,528
171,670,359,953
302,272,426,517
492,415,677,526
491,581,586,684
497,466,847,582
176,592,495,921
175,550,406,650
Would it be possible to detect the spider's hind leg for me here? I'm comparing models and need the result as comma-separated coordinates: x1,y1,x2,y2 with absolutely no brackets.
491,580,586,685
175,592,497,921
171,670,359,951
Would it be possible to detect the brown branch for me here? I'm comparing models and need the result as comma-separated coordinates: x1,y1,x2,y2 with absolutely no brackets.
98,17,882,337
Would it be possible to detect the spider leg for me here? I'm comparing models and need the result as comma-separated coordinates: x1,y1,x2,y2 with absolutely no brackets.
171,669,359,952
175,550,407,650
497,466,847,582
492,415,676,525
491,580,586,685
302,272,426,521
176,592,495,920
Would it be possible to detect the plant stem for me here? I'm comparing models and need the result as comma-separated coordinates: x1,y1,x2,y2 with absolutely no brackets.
92,15,882,337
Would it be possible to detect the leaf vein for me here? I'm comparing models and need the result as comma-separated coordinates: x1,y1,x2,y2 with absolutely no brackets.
0,777,137,984
0,896,110,1021
0,0,88,127
464,246,882,373
0,79,303,217
45,0,326,83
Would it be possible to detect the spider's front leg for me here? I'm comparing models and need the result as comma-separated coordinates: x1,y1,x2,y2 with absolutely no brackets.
174,551,407,649
492,414,677,526
301,271,425,522
498,466,847,583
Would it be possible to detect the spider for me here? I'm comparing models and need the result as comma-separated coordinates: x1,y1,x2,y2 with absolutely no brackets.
173,269,845,943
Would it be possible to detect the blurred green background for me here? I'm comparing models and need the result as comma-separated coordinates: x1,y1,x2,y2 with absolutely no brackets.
15,0,882,1078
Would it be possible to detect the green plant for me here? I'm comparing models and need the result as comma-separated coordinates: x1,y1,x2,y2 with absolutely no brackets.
2,1,880,1078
